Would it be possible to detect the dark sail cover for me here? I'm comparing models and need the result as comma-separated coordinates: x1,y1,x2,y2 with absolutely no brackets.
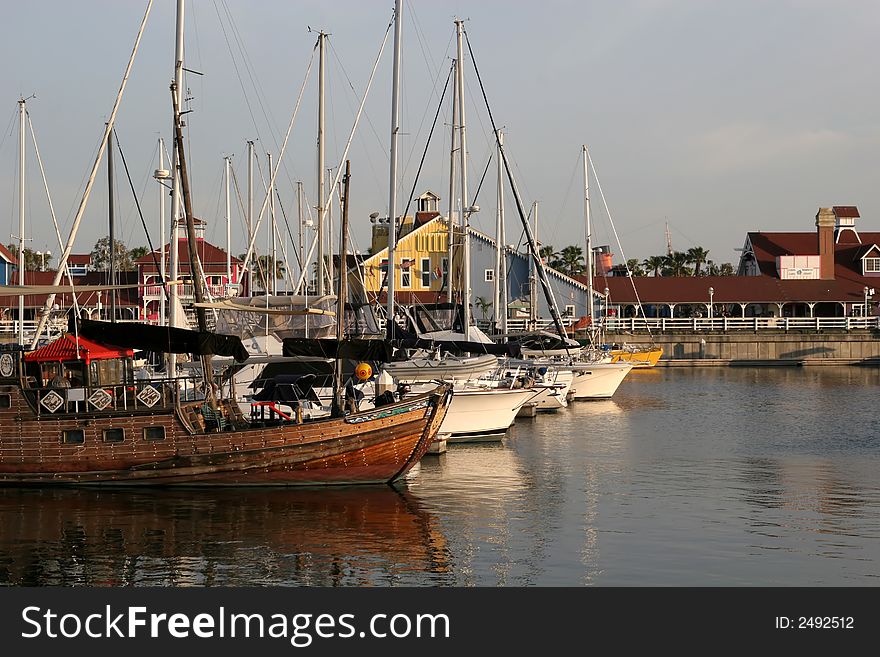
77,319,250,363
282,338,393,362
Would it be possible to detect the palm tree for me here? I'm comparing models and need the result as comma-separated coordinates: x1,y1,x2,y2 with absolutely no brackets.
643,255,666,277
474,296,493,321
719,262,735,276
557,245,585,277
538,245,556,264
626,258,645,277
705,259,720,276
687,246,710,276
663,251,692,277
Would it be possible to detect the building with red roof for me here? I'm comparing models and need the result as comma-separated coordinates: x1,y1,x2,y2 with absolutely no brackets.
583,206,880,319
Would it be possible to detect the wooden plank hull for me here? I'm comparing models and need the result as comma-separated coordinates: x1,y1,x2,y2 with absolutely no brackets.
0,383,452,486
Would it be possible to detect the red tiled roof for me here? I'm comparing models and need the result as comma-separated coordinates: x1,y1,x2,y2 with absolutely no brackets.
0,270,141,308
136,239,241,272
586,275,867,305
746,231,880,279
24,334,133,363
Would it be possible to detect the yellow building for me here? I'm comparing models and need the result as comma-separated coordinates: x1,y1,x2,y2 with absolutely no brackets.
364,191,464,304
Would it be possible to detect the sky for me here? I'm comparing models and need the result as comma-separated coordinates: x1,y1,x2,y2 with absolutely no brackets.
1,0,878,271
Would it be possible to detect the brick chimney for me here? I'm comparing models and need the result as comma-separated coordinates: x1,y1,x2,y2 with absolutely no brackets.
816,207,836,280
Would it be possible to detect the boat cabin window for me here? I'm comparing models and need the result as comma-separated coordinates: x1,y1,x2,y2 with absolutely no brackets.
143,426,166,441
103,428,125,443
89,358,133,387
0,393,11,409
62,429,85,445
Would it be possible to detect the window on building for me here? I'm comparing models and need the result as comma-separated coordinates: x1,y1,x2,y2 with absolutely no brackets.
442,257,448,275
144,426,166,441
564,305,576,317
421,258,431,287
864,257,880,273
62,429,85,445
0,393,10,409
401,268,411,288
485,269,494,282
103,428,125,443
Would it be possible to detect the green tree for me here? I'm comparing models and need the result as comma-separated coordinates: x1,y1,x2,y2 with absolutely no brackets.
6,245,53,272
662,251,693,277
719,262,735,276
705,259,720,276
129,246,150,262
626,258,645,277
474,296,493,321
643,255,666,277
538,245,556,265
90,237,133,271
686,246,710,276
255,255,285,291
556,245,585,277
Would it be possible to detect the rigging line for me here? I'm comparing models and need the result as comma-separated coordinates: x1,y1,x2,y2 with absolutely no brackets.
400,62,454,226
464,28,569,343
290,10,395,293
32,0,154,349
113,129,167,304
253,152,297,292
587,151,654,342
231,41,317,286
546,150,582,249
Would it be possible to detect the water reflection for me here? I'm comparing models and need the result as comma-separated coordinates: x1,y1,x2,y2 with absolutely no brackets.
0,486,452,586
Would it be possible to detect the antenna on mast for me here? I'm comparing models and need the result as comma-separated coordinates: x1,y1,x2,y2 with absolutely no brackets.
665,219,673,255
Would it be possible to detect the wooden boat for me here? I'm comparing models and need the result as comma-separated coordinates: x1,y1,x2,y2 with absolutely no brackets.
0,336,451,486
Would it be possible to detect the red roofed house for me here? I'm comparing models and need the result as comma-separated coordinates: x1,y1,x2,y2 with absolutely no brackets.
137,217,245,324
589,206,880,320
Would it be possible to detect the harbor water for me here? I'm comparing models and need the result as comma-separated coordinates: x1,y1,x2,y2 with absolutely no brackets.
2,367,879,586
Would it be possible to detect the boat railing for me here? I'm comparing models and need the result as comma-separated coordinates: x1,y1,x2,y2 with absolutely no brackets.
25,375,206,417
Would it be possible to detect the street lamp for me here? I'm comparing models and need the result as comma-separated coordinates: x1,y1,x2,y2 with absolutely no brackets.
604,287,610,321
708,286,715,320
865,286,876,318
35,250,50,271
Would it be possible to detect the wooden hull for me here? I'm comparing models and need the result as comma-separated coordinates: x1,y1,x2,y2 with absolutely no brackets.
0,382,452,486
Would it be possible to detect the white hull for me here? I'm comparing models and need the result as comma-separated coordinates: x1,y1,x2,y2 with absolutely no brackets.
531,369,573,411
570,363,632,400
383,353,498,382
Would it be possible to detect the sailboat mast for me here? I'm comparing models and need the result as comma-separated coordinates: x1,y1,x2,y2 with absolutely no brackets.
157,138,167,326
530,201,538,328
583,145,594,323
446,58,457,304
225,155,231,289
167,0,185,374
333,160,351,417
297,180,305,286
317,32,327,296
269,152,277,296
246,140,254,295
108,128,117,322
17,98,25,346
455,18,471,336
495,128,507,334
386,0,402,338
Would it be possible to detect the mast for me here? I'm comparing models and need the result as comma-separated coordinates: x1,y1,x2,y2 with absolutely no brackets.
17,98,26,346
246,140,254,295
167,0,185,374
386,0,402,338
225,155,231,290
157,139,167,326
268,152,277,296
108,128,117,322
296,180,305,286
446,58,458,304
455,18,472,337
583,145,594,324
333,160,351,417
326,167,334,291
172,78,216,407
317,31,327,296
495,128,507,334
530,201,538,328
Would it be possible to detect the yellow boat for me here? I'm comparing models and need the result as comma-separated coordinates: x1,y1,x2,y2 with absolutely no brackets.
609,345,663,368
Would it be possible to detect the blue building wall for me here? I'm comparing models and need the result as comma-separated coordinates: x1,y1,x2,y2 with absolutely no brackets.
468,230,591,324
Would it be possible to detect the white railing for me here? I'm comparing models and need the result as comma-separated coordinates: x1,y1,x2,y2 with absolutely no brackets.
601,316,880,333
143,284,228,299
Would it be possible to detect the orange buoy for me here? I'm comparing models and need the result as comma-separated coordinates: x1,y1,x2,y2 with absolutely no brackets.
355,362,373,381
